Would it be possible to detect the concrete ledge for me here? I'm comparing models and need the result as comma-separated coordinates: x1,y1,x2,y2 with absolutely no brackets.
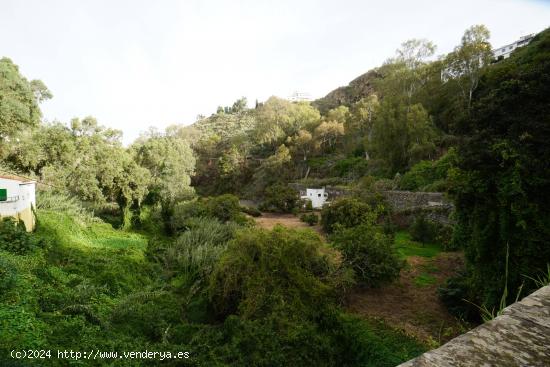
397,286,550,367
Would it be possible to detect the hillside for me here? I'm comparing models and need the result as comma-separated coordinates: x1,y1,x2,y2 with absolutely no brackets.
192,110,257,141
1,18,549,367
312,69,381,114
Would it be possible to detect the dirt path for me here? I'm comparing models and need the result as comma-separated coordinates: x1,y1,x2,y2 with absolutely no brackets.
254,212,324,235
346,252,467,345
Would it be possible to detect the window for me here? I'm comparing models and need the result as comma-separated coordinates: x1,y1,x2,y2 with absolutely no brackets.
318,194,321,197
0,189,7,202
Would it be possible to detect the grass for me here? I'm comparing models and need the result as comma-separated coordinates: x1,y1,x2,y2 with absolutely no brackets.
414,273,437,287
36,210,147,253
395,231,442,258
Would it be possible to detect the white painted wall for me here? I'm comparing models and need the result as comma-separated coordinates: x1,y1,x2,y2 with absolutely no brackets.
301,188,328,209
0,178,36,216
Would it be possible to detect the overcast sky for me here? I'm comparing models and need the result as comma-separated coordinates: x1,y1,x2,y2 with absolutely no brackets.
1,0,549,144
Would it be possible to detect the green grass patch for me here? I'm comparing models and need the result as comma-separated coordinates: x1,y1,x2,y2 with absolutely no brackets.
36,210,147,253
395,231,442,258
414,273,437,287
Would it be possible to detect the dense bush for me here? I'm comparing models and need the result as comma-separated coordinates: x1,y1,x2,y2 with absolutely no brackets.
398,149,457,192
330,223,404,287
321,198,377,233
208,226,340,319
331,157,369,179
300,213,319,226
0,218,43,255
162,217,237,283
436,224,455,250
409,215,439,243
448,29,550,309
170,194,247,232
259,183,300,213
204,194,243,222
0,257,17,295
110,290,181,340
241,205,262,217
438,272,479,321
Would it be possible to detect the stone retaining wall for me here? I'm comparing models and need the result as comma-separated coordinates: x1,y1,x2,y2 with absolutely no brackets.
289,184,454,225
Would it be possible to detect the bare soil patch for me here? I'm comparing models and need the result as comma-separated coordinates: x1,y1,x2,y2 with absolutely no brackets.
255,212,324,235
346,252,468,345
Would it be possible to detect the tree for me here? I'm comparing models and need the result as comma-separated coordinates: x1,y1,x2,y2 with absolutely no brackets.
0,58,51,141
378,39,436,107
251,144,292,196
444,25,492,110
314,121,345,152
231,97,248,113
368,99,436,174
290,130,313,161
133,133,196,206
253,97,319,147
326,105,350,125
449,29,550,310
5,122,76,176
348,95,379,158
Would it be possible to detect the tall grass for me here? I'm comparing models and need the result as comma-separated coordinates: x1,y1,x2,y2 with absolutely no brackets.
36,190,98,225
162,217,236,281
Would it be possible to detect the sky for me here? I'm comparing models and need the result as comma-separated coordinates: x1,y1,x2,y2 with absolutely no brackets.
1,0,549,144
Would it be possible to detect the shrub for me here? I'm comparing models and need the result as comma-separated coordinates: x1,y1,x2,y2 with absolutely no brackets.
170,200,208,232
436,224,455,250
0,257,17,295
0,218,43,255
110,290,181,340
164,217,237,281
321,198,377,233
171,194,246,232
409,215,438,243
241,205,262,217
203,194,242,222
438,272,479,321
398,149,457,191
300,213,319,226
259,183,300,213
208,226,339,319
331,157,369,179
330,223,404,287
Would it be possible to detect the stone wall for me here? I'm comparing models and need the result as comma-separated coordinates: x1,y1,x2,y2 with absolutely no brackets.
397,285,550,367
380,191,451,211
289,184,454,225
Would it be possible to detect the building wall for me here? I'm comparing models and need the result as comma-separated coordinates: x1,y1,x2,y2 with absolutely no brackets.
301,188,328,209
0,178,36,231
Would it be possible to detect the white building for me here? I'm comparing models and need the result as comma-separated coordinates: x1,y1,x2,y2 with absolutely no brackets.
493,34,535,60
288,91,312,102
442,33,536,82
0,175,37,231
300,188,328,209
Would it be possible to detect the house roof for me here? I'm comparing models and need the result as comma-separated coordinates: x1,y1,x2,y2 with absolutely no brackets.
0,174,34,183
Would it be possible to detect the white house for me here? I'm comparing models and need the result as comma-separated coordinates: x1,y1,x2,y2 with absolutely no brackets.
493,34,534,60
300,188,328,209
0,175,36,231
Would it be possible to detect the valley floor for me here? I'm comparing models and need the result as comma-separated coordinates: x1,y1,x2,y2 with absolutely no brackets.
347,251,466,345
254,213,468,346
